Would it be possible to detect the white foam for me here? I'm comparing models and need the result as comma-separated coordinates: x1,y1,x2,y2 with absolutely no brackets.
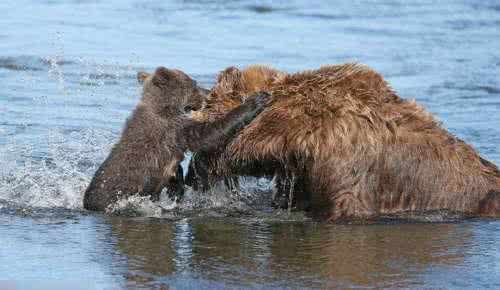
0,128,115,209
106,177,273,218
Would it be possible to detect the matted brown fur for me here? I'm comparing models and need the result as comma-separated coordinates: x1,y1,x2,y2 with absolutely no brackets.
194,63,500,221
191,65,286,122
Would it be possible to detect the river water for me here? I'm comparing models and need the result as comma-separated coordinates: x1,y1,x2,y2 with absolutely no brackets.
0,0,499,289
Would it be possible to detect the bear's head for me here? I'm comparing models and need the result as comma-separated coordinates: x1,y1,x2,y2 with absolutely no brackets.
137,67,208,117
188,65,284,122
210,65,285,101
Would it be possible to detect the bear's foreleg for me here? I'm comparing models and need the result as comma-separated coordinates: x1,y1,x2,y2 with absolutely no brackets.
181,92,270,193
181,92,270,153
152,164,184,201
185,152,239,193
185,152,211,191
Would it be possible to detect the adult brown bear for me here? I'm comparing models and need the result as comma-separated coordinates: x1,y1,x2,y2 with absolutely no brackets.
83,67,269,212
188,63,500,221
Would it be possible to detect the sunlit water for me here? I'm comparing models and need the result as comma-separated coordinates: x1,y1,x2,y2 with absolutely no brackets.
0,0,499,289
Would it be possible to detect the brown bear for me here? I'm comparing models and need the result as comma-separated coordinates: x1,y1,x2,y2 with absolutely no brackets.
83,66,270,212
188,63,500,221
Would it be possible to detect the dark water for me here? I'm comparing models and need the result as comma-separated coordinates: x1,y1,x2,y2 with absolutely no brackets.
1,0,499,289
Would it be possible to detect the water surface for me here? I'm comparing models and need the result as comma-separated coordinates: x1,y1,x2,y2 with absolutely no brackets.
1,0,499,289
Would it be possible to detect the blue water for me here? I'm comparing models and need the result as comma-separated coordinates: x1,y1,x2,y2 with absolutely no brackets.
0,0,499,289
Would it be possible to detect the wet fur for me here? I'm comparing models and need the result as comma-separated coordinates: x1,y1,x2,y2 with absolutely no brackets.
190,63,500,221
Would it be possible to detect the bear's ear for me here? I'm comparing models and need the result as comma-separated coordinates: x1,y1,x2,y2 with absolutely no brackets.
216,66,243,92
137,71,150,84
152,66,178,86
217,66,241,83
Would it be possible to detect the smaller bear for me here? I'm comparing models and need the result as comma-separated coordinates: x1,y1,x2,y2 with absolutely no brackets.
83,67,269,212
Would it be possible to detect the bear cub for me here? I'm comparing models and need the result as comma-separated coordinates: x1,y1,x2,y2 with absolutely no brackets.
83,67,269,211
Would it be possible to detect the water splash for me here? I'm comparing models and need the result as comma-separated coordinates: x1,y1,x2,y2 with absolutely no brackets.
107,177,275,219
0,33,141,211
0,128,115,209
47,31,67,95
0,119,279,218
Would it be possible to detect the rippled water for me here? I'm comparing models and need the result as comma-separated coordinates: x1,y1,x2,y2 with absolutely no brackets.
1,0,499,289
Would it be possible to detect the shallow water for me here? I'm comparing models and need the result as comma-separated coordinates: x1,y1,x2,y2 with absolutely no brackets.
1,0,499,289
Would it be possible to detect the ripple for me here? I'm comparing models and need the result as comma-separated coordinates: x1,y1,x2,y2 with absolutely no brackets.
292,12,351,20
0,56,74,72
246,5,275,14
0,56,43,71
445,83,500,95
